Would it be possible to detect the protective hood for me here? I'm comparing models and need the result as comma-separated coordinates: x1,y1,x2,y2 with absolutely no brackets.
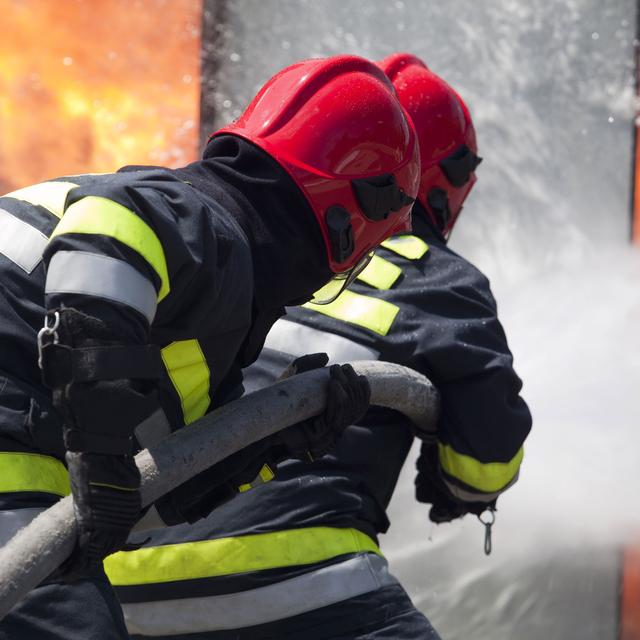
174,135,332,363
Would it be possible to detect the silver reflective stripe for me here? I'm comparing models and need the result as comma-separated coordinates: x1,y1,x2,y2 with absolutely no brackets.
0,508,47,547
0,208,48,273
265,319,379,365
122,553,397,636
45,250,158,323
134,408,171,448
442,470,519,503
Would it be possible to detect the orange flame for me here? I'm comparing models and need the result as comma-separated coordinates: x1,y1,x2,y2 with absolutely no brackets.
0,0,202,193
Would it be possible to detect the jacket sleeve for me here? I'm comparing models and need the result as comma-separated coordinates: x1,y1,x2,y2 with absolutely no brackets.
42,170,220,344
413,240,532,503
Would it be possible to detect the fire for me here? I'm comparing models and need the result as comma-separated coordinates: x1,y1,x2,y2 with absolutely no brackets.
0,0,202,193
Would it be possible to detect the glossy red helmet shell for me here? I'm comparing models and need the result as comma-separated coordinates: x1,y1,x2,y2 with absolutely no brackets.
377,53,480,236
211,55,420,273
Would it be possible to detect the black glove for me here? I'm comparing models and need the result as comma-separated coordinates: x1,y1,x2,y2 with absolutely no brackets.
40,308,160,576
155,355,370,525
65,452,141,574
279,358,371,460
415,439,495,523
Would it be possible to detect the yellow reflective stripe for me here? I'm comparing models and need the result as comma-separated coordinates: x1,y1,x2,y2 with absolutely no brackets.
0,452,70,497
50,196,170,301
238,463,275,493
104,526,382,586
304,290,399,336
381,234,429,260
161,340,211,425
259,464,275,483
3,181,78,218
356,254,402,290
438,443,524,493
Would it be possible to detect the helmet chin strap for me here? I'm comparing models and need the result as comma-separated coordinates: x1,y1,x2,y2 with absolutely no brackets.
325,206,355,264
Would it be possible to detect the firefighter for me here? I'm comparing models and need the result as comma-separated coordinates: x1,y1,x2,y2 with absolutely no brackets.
0,55,420,640
108,53,532,640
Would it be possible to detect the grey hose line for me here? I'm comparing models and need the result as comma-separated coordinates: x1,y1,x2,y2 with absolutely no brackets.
0,361,439,620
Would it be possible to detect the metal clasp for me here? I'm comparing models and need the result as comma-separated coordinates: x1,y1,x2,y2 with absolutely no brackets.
37,311,60,370
478,508,496,556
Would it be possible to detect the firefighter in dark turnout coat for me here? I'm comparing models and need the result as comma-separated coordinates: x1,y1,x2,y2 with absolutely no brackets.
111,54,531,639
0,55,421,639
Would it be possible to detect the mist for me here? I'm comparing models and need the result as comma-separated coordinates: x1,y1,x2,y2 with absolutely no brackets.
203,1,640,637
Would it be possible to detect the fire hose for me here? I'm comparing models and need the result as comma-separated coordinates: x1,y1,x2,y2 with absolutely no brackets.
0,361,439,620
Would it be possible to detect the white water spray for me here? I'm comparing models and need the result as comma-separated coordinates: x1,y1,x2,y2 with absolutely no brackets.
204,2,639,637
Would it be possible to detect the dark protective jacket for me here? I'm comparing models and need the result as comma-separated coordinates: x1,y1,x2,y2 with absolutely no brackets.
0,136,329,511
109,211,532,638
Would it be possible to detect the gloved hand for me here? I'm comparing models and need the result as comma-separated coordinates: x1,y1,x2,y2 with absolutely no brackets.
279,357,371,460
155,355,371,525
40,308,160,576
65,452,141,574
415,439,495,523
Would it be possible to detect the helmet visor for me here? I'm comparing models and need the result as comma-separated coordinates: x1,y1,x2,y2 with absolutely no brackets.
309,251,374,305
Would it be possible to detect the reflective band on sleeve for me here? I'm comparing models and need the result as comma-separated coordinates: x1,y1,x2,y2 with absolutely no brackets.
0,208,48,273
104,526,382,586
381,234,429,260
121,553,396,635
438,443,524,493
161,340,210,426
442,474,516,504
303,291,399,336
45,251,158,323
264,319,380,364
238,464,275,493
356,254,402,290
0,452,70,497
50,196,170,301
3,181,78,218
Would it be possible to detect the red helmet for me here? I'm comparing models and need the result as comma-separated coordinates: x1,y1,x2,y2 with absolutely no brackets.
377,53,481,237
211,55,420,282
